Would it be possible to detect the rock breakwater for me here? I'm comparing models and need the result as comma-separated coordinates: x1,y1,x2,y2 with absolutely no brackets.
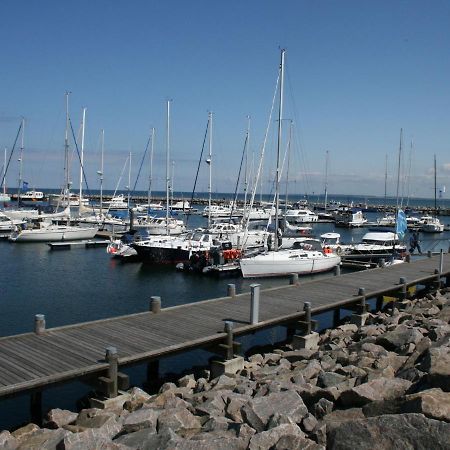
2,289,450,449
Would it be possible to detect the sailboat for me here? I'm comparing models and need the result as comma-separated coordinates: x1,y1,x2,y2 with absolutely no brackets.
421,155,444,233
0,148,11,202
239,50,341,278
9,94,98,242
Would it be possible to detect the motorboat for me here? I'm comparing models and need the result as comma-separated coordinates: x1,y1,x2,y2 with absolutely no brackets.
420,216,444,233
20,190,45,201
134,216,186,235
335,209,368,228
0,193,11,202
344,231,407,261
284,207,318,223
202,203,240,218
132,231,218,264
0,212,26,233
103,194,129,210
107,229,154,260
376,214,396,227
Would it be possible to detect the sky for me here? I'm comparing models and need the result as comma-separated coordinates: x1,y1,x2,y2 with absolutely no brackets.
1,0,450,199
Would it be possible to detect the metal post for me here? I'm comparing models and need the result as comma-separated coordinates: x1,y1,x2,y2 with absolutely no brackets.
428,250,432,258
150,296,161,313
105,347,118,398
289,273,299,285
227,284,236,298
304,302,312,335
439,249,444,274
34,314,46,335
334,265,341,276
224,321,234,360
358,287,367,314
250,284,260,325
434,268,441,290
399,277,407,302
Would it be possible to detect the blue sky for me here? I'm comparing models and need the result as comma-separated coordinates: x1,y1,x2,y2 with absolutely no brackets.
1,0,449,198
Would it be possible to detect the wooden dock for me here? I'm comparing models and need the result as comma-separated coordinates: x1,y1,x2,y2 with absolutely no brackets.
0,254,449,404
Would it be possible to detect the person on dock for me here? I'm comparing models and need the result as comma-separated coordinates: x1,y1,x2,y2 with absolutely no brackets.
409,231,422,254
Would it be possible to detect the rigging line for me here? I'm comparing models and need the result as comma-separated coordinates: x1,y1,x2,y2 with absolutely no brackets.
185,117,209,228
130,132,152,195
1,121,23,190
69,119,95,214
229,132,248,224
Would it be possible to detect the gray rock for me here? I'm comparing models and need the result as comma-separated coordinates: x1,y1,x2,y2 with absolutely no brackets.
403,388,450,421
62,428,124,450
248,424,304,450
173,434,246,450
326,413,450,450
375,325,424,351
157,407,202,436
317,371,347,388
202,415,233,432
75,410,122,439
313,398,334,419
178,374,196,389
122,407,159,433
323,407,365,427
241,391,308,432
263,352,282,365
420,346,450,391
44,408,78,429
302,360,322,380
0,430,18,450
159,382,178,393
281,349,315,363
194,378,210,393
340,377,412,407
14,428,69,449
301,413,318,433
211,374,237,391
114,427,181,449
11,423,40,441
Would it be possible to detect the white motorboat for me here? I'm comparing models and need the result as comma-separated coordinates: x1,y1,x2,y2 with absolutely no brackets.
285,207,318,223
202,203,240,218
0,212,25,232
420,216,444,233
346,231,407,259
0,193,11,202
376,214,396,227
134,216,186,235
335,209,367,228
103,194,129,210
20,190,45,201
240,239,341,278
9,221,98,242
49,192,90,207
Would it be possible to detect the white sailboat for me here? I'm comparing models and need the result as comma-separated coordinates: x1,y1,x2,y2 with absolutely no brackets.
240,50,340,278
9,94,98,242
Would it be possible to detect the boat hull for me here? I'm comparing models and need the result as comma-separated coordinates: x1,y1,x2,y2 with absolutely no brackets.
9,226,98,242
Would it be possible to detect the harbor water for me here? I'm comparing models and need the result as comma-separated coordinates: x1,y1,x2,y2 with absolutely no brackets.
1,197,450,429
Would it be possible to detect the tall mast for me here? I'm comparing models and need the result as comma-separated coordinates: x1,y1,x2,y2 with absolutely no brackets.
207,111,213,227
79,107,86,216
395,128,402,211
274,48,285,252
148,127,155,215
324,150,329,212
3,148,6,195
64,92,71,206
434,154,437,216
17,117,25,203
171,160,175,206
166,100,171,235
384,153,388,210
243,115,250,211
98,129,104,218
127,151,131,209
284,120,293,217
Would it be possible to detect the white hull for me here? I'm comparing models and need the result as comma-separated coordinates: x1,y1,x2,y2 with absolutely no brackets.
240,250,340,278
9,225,98,242
3,205,71,221
0,193,11,202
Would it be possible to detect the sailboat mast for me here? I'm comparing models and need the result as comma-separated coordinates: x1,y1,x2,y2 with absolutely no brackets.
64,92,71,205
127,151,131,209
148,127,155,215
384,153,388,210
207,111,213,227
166,100,171,235
395,128,402,210
79,107,86,216
274,49,285,252
243,115,250,211
434,154,437,216
284,120,293,217
99,129,104,218
17,117,25,203
3,148,6,195
324,150,329,212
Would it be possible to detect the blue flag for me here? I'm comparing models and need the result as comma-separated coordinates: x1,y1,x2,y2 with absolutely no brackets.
396,209,407,239
22,181,29,191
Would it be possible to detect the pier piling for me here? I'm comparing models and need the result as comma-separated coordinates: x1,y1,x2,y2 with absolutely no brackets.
104,347,118,398
150,296,161,314
289,273,299,285
250,284,260,325
227,284,236,298
34,314,46,335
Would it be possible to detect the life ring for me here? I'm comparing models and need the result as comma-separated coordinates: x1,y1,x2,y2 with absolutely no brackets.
336,246,342,256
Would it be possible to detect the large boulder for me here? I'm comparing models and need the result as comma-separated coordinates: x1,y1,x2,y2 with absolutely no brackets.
44,408,78,429
122,406,160,433
375,325,423,352
157,407,202,436
326,413,450,450
420,346,450,391
241,391,308,432
0,430,18,450
340,377,412,407
403,388,450,421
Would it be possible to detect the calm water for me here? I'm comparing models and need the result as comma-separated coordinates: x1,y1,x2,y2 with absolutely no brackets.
1,204,449,429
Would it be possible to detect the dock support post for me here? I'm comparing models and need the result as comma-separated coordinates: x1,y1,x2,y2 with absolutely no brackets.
30,390,42,425
227,284,236,298
250,284,260,325
395,277,409,310
379,258,386,268
434,268,442,291
150,296,161,313
439,249,444,275
334,265,341,276
34,314,46,335
210,321,243,378
351,288,369,327
292,302,319,350
289,273,299,285
428,250,432,258
105,347,118,398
